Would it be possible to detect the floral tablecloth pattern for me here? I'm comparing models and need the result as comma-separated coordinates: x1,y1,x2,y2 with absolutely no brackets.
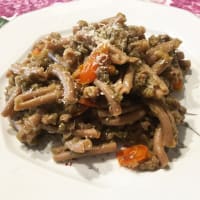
152,0,200,16
0,0,199,27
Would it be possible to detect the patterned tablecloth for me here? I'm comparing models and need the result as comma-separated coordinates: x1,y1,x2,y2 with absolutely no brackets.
0,0,199,27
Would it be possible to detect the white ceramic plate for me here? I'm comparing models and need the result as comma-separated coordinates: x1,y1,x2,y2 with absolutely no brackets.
0,0,200,199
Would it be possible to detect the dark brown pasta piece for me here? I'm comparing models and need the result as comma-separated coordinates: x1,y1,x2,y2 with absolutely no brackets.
153,126,169,168
14,84,62,111
146,39,181,64
64,137,93,153
48,64,77,104
119,64,135,95
100,109,146,126
74,128,101,139
148,101,176,148
108,44,138,65
1,87,21,117
94,79,122,116
97,104,143,118
53,141,117,162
